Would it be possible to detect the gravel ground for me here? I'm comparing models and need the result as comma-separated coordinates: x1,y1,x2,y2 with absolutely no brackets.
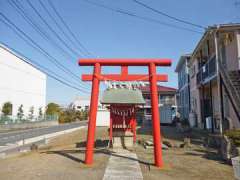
0,126,235,180
136,126,234,180
0,127,110,180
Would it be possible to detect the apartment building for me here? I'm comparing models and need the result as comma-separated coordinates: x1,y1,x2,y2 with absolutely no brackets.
188,24,240,133
139,85,177,125
175,54,191,120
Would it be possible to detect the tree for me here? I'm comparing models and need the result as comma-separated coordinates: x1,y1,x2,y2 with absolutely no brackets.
45,103,60,115
17,104,24,121
58,108,75,124
58,108,89,124
28,106,34,121
2,102,12,116
80,109,89,121
74,110,82,121
38,107,43,120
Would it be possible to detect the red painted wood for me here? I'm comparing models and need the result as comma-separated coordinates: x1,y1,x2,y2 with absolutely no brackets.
121,66,128,76
78,58,171,66
85,63,101,165
79,58,170,167
110,105,135,132
82,74,168,82
132,112,137,144
109,112,113,143
149,62,163,168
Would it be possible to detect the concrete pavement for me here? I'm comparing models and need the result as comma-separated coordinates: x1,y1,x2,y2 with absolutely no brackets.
103,149,143,180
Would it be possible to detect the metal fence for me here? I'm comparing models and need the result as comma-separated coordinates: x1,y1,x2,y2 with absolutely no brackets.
0,114,58,125
196,56,216,85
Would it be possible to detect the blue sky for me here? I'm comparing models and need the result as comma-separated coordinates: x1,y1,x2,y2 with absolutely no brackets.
0,0,239,105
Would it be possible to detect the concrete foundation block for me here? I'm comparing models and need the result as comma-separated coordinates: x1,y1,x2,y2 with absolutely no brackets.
112,131,134,148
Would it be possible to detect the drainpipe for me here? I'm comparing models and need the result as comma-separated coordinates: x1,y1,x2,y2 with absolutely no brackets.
209,81,214,133
236,30,240,69
214,28,224,134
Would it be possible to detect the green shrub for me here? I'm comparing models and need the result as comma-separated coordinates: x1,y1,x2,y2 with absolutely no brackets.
225,129,240,146
58,109,88,124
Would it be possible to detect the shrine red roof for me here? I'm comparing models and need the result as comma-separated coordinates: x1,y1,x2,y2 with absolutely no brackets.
139,85,177,93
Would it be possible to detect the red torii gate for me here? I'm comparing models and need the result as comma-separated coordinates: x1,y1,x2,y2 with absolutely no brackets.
78,58,171,168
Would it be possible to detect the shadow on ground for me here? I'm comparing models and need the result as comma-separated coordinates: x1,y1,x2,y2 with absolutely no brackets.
43,139,153,168
184,148,230,165
43,126,226,169
137,125,228,165
137,125,209,146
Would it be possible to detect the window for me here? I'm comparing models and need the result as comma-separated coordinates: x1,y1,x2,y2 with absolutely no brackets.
143,94,150,100
146,108,152,115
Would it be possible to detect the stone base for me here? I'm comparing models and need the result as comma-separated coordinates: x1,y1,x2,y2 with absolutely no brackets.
112,131,134,148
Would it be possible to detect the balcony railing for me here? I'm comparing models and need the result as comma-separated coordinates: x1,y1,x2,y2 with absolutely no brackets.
144,98,175,106
145,99,151,106
197,56,217,85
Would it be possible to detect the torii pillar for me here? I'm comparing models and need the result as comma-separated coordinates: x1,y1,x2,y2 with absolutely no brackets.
78,59,171,168
149,62,163,167
85,63,101,164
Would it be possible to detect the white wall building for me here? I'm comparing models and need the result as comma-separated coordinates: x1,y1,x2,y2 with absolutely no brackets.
0,44,46,119
69,96,90,111
69,96,110,126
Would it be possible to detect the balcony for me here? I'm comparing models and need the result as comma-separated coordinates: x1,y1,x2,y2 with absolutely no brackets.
144,98,175,107
197,56,217,85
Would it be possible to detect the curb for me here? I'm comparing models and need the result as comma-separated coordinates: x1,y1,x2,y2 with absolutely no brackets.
0,126,86,155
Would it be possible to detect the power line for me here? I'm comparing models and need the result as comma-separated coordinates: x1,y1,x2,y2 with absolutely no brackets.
8,0,76,63
234,0,240,6
25,0,82,57
0,86,45,96
47,0,95,57
7,0,91,89
132,0,206,30
0,13,89,90
37,0,90,57
0,46,85,92
0,61,45,80
81,0,203,34
0,41,90,94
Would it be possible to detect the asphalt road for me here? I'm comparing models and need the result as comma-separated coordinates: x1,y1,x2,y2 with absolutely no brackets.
0,121,87,146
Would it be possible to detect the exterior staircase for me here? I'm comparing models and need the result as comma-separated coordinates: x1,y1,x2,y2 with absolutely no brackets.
219,61,240,121
228,70,240,96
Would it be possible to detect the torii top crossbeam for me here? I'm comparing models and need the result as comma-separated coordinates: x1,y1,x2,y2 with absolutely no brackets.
78,58,172,168
78,58,171,82
78,58,171,66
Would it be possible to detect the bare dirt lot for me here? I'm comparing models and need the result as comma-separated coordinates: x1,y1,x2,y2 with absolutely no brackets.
0,126,235,180
0,127,110,180
136,126,234,180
